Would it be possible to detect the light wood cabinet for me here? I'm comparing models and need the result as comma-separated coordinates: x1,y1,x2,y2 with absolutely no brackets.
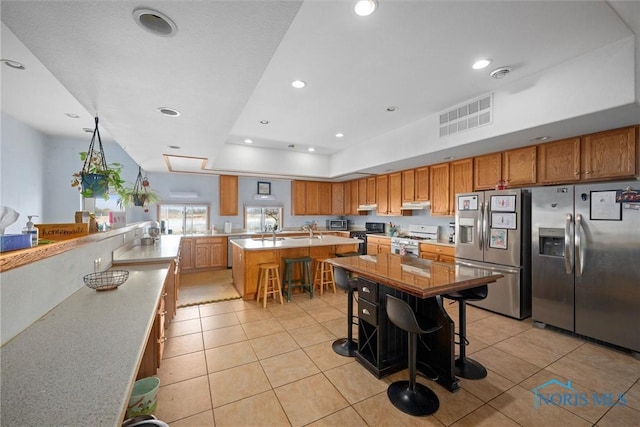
581,126,637,180
332,183,345,215
376,172,410,216
402,166,429,202
318,182,332,215
429,163,451,216
291,181,307,215
367,235,391,255
349,179,359,215
358,178,367,206
502,146,537,186
219,175,238,216
538,137,581,184
376,174,388,215
474,152,502,190
450,159,473,214
366,177,377,204
194,237,227,269
419,243,455,263
305,181,320,214
180,238,194,270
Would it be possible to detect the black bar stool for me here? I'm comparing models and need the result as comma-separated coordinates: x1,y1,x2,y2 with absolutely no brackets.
281,256,313,302
385,294,441,416
443,285,488,379
332,267,358,357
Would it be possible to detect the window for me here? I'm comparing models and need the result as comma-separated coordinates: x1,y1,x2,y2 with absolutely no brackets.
244,206,283,232
158,204,210,234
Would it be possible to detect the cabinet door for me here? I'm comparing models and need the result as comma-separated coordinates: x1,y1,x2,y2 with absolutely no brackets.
581,126,637,180
318,182,332,215
350,180,359,215
450,159,473,215
210,240,226,268
366,242,378,255
376,175,389,215
219,175,238,216
503,146,537,186
538,137,581,184
474,152,502,190
306,181,320,214
402,169,415,202
291,181,307,215
180,239,194,270
378,242,391,254
366,177,377,204
194,244,211,269
343,181,351,215
429,163,450,216
358,179,367,206
388,172,403,215
415,166,429,201
332,182,344,215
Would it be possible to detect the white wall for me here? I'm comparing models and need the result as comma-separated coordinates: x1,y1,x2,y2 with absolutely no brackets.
0,113,46,234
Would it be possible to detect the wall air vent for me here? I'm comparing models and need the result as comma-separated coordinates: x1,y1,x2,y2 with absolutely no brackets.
439,93,493,138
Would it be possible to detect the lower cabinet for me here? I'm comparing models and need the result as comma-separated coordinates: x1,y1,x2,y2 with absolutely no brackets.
181,236,227,270
419,243,455,263
366,235,391,255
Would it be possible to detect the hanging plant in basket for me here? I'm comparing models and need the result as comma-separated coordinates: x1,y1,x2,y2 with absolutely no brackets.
70,117,125,200
118,166,160,212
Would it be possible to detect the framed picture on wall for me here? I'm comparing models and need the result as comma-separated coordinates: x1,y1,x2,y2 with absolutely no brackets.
257,181,271,195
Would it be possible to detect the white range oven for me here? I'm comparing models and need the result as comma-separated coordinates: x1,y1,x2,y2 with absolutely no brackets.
390,225,439,257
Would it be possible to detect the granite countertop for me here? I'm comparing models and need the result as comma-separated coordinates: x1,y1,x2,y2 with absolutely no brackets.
113,234,182,264
0,264,170,426
327,253,502,299
230,235,363,251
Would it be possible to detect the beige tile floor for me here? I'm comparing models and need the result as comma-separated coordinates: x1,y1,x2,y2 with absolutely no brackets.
155,288,640,426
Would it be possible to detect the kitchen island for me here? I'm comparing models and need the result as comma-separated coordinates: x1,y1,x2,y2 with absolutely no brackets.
327,253,503,392
230,235,361,300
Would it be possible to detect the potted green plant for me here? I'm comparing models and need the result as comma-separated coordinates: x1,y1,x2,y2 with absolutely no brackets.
70,117,125,199
117,166,160,212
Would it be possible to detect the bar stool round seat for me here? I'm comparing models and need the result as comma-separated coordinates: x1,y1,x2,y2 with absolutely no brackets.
281,256,313,302
443,285,488,380
386,294,441,416
332,267,358,357
313,258,336,296
256,263,283,308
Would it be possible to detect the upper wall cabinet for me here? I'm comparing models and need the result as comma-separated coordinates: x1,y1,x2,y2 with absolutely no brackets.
291,181,307,215
474,152,502,190
331,183,345,215
318,182,332,215
291,180,333,215
502,146,537,187
219,175,238,216
429,163,450,216
538,126,638,184
402,166,429,202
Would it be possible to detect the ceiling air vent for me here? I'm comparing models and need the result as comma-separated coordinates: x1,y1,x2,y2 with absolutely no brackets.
439,93,493,138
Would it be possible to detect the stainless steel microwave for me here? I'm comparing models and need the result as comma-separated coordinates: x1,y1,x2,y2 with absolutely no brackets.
326,219,348,231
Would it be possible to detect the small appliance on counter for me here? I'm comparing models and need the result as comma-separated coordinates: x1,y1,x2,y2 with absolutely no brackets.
224,221,232,234
326,219,348,230
448,222,455,243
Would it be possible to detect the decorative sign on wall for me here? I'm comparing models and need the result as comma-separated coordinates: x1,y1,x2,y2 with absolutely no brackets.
36,223,89,240
257,181,271,195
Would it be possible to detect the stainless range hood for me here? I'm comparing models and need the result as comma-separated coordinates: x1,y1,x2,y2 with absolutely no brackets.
357,204,377,211
400,201,430,210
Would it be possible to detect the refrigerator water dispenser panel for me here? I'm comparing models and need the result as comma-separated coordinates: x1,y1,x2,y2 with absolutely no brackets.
538,228,565,257
457,217,475,244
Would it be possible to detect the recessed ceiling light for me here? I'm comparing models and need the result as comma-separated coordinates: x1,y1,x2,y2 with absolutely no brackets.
354,0,378,16
157,107,180,117
169,145,181,149
65,113,80,119
260,120,270,125
472,58,493,70
335,132,344,138
133,8,177,37
1,59,26,70
308,147,315,152
291,80,306,89
490,66,512,79
531,136,550,142
244,139,253,144
386,106,398,112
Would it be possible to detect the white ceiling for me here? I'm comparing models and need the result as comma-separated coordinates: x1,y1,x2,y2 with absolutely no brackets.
1,0,639,180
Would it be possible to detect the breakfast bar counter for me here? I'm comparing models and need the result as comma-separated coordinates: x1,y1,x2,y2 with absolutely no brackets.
327,253,503,392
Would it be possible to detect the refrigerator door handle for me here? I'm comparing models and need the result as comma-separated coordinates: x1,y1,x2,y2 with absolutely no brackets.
564,213,574,274
482,201,489,250
575,214,584,277
456,260,520,275
478,201,484,250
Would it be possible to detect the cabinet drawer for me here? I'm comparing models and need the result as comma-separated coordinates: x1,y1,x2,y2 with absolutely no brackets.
358,279,378,303
358,298,378,326
195,237,224,244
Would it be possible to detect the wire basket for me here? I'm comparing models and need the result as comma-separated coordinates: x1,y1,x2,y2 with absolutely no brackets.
83,270,129,291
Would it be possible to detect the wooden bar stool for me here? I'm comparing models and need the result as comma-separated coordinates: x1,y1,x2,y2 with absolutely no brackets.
256,263,283,308
313,258,336,296
282,256,313,302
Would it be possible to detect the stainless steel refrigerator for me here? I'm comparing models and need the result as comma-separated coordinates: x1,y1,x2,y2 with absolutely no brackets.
531,181,640,352
455,189,531,319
